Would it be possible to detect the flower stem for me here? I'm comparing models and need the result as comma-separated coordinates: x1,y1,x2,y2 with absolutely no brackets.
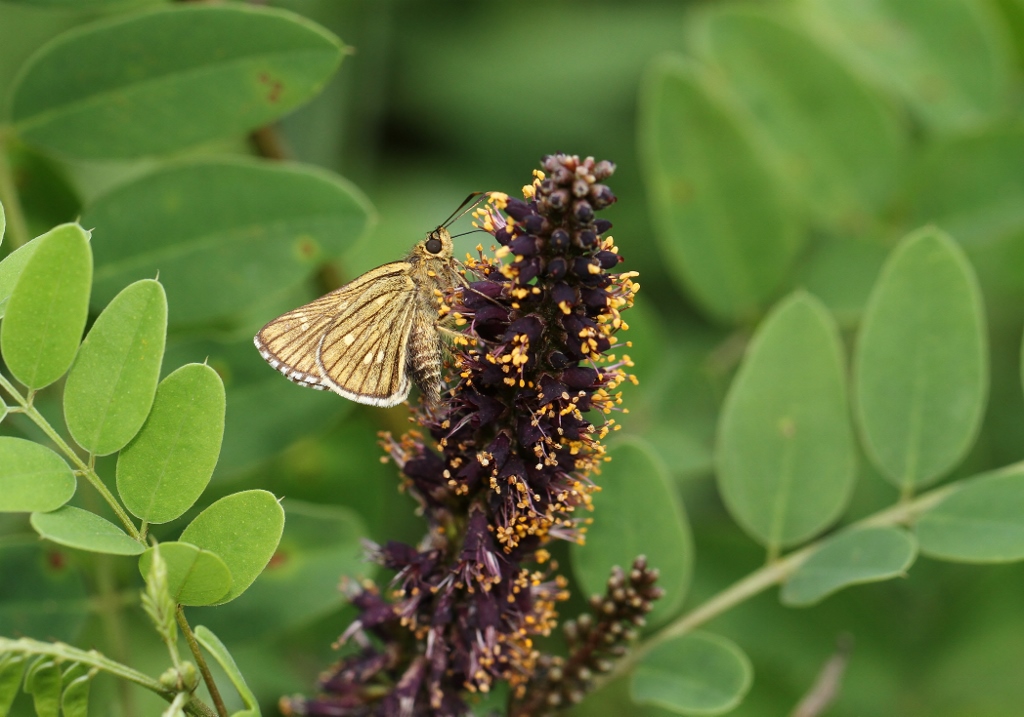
0,371,140,540
0,131,31,250
176,607,229,717
0,637,218,717
601,482,958,686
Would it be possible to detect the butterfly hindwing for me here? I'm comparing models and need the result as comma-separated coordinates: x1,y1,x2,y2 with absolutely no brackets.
254,262,412,397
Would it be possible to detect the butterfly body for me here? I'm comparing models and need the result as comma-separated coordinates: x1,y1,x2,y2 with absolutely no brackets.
254,227,457,408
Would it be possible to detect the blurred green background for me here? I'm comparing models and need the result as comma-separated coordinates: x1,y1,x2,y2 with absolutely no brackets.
3,0,1024,715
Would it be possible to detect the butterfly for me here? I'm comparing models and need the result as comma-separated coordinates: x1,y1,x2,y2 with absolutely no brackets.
254,205,476,409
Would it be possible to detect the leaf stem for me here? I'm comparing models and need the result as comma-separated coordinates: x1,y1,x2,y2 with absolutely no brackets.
0,371,140,539
0,637,219,717
602,482,958,685
176,607,229,717
0,131,31,250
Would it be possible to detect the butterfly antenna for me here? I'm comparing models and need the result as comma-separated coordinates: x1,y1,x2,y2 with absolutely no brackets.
441,192,487,229
449,228,487,239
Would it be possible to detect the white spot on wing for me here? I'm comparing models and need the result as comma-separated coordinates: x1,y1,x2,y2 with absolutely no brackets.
375,350,385,363
343,333,356,346
363,352,373,365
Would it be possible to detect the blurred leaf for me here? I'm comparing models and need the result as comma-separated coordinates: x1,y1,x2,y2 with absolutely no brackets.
82,159,373,328
163,335,349,478
0,197,5,245
792,235,889,327
193,626,260,717
23,656,60,717
179,490,285,604
781,527,917,606
63,279,167,456
0,223,92,389
631,632,753,715
60,671,93,717
30,506,143,555
116,363,225,524
0,437,75,512
917,464,1024,562
0,232,43,319
0,539,88,641
7,143,81,239
717,292,856,551
190,501,365,642
854,227,988,491
10,4,344,159
640,56,801,323
138,542,231,607
800,0,1013,132
697,8,905,227
7,0,160,6
0,396,6,424
0,654,27,714
572,438,692,626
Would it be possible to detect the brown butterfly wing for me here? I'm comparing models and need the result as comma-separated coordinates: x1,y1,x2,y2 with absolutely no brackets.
254,262,412,396
316,274,418,407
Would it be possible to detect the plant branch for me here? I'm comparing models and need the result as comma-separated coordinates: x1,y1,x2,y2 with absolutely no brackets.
601,482,958,686
0,637,218,717
0,131,31,250
176,607,229,717
0,371,140,539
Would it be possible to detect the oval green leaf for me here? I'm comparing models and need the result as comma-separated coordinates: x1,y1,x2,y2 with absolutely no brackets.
0,231,43,319
189,501,366,642
639,55,801,323
0,539,88,642
116,363,225,524
83,159,373,327
193,626,260,716
781,527,917,607
854,227,988,491
30,506,143,555
916,464,1024,562
0,223,92,389
801,0,1012,133
571,438,692,626
10,4,344,159
24,657,60,717
179,490,285,604
0,436,75,512
717,292,857,551
63,279,168,455
631,632,753,715
699,9,905,226
138,542,231,607
0,655,27,715
60,673,93,717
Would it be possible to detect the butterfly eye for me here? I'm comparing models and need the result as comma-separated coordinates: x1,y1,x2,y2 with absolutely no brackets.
425,236,443,254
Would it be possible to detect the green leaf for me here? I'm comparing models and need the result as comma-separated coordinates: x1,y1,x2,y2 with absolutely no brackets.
916,464,1024,562
82,158,373,327
631,632,753,715
63,279,167,455
10,4,344,159
571,438,692,626
801,0,1013,133
179,490,285,604
0,437,75,512
717,292,857,551
60,671,93,717
116,363,225,524
0,197,5,245
0,232,43,319
0,395,6,424
30,506,143,555
189,501,365,642
698,9,905,226
193,626,260,717
23,656,60,717
854,227,988,490
781,527,918,607
0,654,27,715
0,539,88,641
0,223,92,389
138,542,232,607
639,55,801,323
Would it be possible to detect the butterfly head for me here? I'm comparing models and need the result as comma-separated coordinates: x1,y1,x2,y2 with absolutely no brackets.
415,226,454,260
